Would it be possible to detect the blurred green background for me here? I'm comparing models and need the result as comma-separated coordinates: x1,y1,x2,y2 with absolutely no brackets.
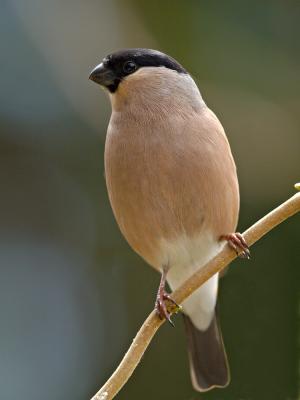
0,1,299,399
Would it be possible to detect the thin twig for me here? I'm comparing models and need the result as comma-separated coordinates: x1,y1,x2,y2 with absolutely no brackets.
91,190,300,400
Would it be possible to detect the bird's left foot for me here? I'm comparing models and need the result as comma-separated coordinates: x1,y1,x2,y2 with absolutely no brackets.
155,267,181,327
220,232,250,259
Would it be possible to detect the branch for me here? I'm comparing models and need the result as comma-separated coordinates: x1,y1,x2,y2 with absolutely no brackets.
91,188,300,400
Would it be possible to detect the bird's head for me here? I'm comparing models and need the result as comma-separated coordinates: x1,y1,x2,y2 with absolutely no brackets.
89,48,187,92
89,48,203,113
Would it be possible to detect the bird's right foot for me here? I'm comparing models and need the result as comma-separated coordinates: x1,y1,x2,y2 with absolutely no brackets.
155,267,181,327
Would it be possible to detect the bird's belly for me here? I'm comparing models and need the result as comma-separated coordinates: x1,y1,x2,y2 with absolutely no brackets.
162,230,223,279
105,112,239,269
165,231,224,330
105,161,235,270
105,169,209,269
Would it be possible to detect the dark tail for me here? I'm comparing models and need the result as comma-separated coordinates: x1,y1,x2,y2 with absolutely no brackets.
183,312,230,392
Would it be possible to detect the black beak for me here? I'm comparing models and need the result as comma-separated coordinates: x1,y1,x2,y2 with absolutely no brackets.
89,63,116,87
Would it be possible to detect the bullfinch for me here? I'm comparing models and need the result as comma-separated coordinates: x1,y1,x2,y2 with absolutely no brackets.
89,48,249,392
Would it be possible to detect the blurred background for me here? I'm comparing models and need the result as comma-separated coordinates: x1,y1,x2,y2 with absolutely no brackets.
0,1,299,399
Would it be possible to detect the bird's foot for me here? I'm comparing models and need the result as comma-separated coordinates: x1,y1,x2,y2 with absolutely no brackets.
155,290,181,327
220,232,250,259
155,267,182,327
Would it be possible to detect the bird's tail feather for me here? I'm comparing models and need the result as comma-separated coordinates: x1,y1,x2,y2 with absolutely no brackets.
183,311,230,392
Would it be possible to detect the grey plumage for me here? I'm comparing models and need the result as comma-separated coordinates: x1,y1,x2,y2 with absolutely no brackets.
183,311,230,391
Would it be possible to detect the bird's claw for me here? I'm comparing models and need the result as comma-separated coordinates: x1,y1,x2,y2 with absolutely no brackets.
221,232,250,259
155,292,181,327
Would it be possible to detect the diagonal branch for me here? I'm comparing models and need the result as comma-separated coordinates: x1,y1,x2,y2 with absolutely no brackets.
91,188,300,400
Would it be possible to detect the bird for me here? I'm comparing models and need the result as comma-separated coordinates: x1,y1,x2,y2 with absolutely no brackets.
89,48,249,392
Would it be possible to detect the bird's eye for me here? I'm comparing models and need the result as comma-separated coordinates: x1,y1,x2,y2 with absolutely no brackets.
123,61,137,74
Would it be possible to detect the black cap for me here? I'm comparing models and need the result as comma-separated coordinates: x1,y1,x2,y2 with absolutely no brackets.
89,48,187,93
